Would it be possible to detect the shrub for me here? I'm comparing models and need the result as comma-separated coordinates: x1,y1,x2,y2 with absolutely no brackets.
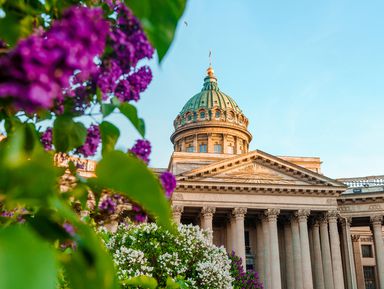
229,252,263,289
100,223,234,288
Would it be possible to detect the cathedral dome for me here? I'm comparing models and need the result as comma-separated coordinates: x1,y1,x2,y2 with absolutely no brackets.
171,67,252,155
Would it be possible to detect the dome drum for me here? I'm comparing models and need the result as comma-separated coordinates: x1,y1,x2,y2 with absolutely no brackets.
171,66,252,156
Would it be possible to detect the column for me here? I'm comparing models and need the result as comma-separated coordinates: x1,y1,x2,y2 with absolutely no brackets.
200,206,216,243
172,205,183,224
193,134,197,152
312,220,325,289
256,219,265,284
291,215,303,289
327,210,345,289
351,235,365,289
226,217,233,253
232,207,247,269
371,215,384,289
319,216,335,289
340,217,357,289
284,221,295,289
265,208,282,289
296,209,314,289
262,215,271,289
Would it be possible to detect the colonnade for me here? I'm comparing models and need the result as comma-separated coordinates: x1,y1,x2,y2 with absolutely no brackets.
172,205,384,289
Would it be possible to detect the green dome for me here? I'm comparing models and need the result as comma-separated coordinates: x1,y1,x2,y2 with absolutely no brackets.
179,68,242,115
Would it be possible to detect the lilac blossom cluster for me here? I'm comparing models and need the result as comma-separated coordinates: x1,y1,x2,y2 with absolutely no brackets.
99,196,117,214
129,139,151,163
76,124,100,157
41,128,53,151
229,252,263,289
159,171,177,198
0,6,109,112
96,1,153,102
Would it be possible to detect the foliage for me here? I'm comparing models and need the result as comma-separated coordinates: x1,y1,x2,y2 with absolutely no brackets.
228,252,263,289
0,1,186,289
100,223,234,289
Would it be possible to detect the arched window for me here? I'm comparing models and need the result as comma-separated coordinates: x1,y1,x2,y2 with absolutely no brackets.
200,111,205,119
186,145,194,152
215,111,220,118
187,114,192,121
214,144,222,154
199,144,207,153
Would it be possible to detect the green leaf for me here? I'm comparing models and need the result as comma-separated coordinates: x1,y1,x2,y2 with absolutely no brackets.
0,225,57,289
53,116,87,153
96,151,172,230
50,198,119,289
125,0,187,62
122,275,158,289
101,103,116,118
100,121,120,156
119,102,145,137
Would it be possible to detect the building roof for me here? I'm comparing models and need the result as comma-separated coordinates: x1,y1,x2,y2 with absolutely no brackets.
179,66,242,116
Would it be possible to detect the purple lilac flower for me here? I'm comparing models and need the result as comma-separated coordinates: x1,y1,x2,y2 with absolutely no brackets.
99,196,117,214
114,66,152,102
41,127,53,151
134,213,147,223
76,124,100,157
63,222,75,236
0,6,109,112
129,139,151,163
159,171,176,198
96,2,153,101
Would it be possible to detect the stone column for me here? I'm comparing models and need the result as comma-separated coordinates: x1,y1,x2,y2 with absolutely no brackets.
371,215,384,289
312,221,325,289
226,216,233,252
291,215,303,289
200,206,216,243
351,235,365,289
172,205,183,224
284,220,295,289
296,209,314,289
327,210,345,289
262,215,271,289
265,208,282,289
319,216,335,289
232,207,247,269
340,217,357,289
256,219,265,282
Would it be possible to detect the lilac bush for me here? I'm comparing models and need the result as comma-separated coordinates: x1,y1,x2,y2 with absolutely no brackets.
229,252,263,289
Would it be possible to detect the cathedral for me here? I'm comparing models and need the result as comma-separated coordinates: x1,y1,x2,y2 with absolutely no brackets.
58,66,384,289
167,66,384,289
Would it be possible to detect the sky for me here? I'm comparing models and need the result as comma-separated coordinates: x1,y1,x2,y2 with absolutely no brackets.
111,0,384,178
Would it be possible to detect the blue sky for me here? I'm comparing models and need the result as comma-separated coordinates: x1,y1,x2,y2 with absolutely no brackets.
112,0,384,178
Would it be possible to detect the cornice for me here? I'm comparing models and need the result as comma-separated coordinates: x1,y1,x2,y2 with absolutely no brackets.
170,121,252,143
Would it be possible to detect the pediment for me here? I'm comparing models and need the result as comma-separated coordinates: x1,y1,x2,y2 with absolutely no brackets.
177,150,346,188
201,161,309,185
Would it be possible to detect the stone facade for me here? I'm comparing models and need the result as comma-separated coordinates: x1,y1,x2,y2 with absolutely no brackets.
168,67,384,289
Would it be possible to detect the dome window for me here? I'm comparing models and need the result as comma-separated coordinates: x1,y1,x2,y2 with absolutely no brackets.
199,144,207,153
187,114,192,121
186,145,195,152
215,111,220,118
214,144,222,154
200,111,205,119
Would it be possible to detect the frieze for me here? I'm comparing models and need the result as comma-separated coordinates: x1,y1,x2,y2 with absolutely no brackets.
172,193,184,200
368,204,382,211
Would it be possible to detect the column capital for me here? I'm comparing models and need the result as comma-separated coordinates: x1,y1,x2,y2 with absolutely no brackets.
351,234,360,242
370,214,383,226
201,206,216,217
294,209,311,221
172,204,184,214
232,207,247,218
339,216,352,226
265,208,280,222
326,210,339,222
